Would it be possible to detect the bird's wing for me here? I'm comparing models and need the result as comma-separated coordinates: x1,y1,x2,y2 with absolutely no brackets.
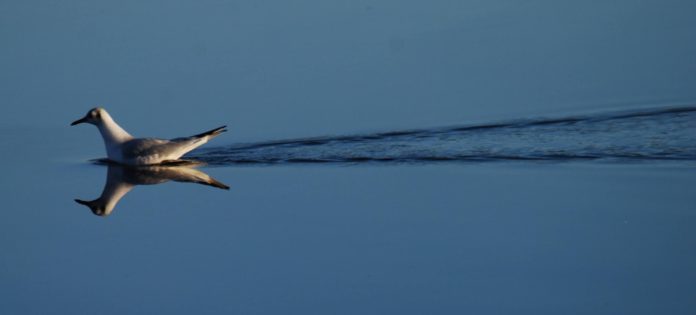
121,127,225,163
121,138,200,161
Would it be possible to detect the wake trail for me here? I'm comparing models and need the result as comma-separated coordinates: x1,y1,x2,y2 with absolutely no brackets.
188,106,696,165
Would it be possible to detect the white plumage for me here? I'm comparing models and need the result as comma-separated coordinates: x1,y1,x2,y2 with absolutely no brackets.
71,107,226,165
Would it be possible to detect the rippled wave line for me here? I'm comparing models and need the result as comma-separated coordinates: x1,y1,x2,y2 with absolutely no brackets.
188,106,696,165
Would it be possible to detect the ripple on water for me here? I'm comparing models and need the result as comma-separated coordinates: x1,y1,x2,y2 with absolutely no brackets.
188,106,696,165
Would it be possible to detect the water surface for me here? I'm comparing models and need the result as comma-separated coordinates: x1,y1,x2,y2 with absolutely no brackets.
1,114,695,314
192,106,696,164
1,0,696,314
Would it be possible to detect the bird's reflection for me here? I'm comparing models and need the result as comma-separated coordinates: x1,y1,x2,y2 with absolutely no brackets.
75,161,229,216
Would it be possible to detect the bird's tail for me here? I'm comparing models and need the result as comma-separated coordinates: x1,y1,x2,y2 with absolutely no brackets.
194,126,227,139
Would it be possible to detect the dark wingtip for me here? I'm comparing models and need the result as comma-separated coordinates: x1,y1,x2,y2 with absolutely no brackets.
194,125,228,138
74,199,89,205
208,178,230,190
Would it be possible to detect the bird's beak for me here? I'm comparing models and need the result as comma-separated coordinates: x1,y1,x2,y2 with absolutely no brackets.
71,116,88,126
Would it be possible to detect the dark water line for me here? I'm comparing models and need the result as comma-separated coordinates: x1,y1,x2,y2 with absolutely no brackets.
188,106,696,166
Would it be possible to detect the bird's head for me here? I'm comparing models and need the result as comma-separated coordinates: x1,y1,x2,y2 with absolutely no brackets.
71,107,107,126
75,198,114,216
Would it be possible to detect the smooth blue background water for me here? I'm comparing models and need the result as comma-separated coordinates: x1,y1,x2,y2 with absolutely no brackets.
2,0,696,141
1,1,696,314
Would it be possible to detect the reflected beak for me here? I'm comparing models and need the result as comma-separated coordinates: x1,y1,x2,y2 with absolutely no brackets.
70,116,88,126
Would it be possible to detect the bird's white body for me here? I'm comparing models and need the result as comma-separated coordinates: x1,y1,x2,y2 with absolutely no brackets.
72,108,226,165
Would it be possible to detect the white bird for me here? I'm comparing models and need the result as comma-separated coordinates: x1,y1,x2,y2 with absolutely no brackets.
71,107,226,165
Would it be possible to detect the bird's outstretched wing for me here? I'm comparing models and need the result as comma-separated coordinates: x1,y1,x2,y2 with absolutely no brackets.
120,126,226,164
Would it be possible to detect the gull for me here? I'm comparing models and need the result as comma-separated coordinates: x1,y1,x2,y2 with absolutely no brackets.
75,163,230,216
71,107,226,165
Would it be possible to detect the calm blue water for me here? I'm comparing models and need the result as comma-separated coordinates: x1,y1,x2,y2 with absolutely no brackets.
2,0,696,314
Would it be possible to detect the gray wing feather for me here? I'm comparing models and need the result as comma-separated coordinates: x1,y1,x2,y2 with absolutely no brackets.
122,137,204,160
119,126,222,164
